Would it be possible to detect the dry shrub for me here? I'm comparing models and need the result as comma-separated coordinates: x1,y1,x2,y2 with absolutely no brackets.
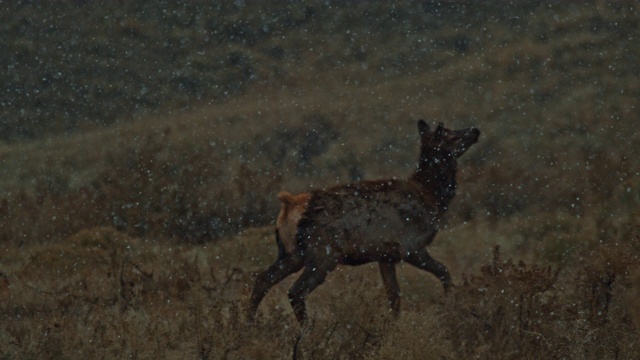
575,238,640,324
439,233,640,360
91,130,281,242
445,245,560,359
11,227,130,310
0,129,283,247
559,230,640,358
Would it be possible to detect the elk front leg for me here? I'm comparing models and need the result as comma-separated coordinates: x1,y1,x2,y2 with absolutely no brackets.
405,249,451,294
248,254,304,321
288,262,334,324
379,261,401,315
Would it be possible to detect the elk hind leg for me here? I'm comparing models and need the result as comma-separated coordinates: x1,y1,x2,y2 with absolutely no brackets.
248,254,304,321
379,261,401,315
288,262,334,324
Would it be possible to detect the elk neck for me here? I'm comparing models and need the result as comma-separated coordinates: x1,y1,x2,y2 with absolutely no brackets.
411,154,457,210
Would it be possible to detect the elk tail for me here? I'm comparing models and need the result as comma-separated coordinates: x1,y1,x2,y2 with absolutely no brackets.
277,191,295,206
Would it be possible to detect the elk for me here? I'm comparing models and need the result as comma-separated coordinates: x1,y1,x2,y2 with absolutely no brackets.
248,120,480,324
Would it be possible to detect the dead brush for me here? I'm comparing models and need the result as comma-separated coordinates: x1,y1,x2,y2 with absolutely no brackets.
573,226,640,324
447,245,561,358
0,127,285,248
547,228,640,359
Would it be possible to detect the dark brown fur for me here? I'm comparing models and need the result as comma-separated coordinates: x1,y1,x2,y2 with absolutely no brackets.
248,120,480,324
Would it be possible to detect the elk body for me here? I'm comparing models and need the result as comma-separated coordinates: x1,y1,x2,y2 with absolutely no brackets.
248,120,480,324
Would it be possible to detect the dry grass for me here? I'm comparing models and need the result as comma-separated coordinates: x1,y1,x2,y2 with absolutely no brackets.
1,226,638,359
1,1,640,358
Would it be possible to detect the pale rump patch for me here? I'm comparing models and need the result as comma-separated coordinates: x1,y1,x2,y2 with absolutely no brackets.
276,191,311,254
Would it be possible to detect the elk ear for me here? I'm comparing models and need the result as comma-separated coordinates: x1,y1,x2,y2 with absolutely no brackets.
418,120,429,135
434,123,444,139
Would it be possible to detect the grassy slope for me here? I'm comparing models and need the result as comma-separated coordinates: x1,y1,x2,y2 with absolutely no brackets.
1,1,640,358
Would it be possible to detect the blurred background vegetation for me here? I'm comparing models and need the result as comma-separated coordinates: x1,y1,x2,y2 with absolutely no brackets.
1,0,638,245
3,1,636,140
